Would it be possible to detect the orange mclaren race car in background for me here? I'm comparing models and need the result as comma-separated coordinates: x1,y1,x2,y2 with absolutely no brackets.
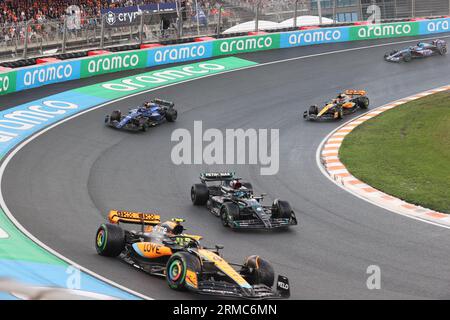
95,210,290,299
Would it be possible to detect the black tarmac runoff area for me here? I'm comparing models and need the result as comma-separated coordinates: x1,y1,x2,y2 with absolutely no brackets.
2,33,450,299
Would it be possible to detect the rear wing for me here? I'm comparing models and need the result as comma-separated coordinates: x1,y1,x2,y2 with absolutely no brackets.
151,98,174,108
200,172,236,183
108,210,161,226
344,89,367,96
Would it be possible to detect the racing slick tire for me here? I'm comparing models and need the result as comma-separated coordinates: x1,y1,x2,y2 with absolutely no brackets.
337,106,344,120
271,199,294,220
437,43,447,55
355,96,369,109
141,123,149,132
242,182,253,194
403,52,412,62
308,105,319,115
95,223,125,257
166,108,178,122
166,252,201,291
221,202,240,228
110,110,122,122
241,255,275,288
191,183,209,205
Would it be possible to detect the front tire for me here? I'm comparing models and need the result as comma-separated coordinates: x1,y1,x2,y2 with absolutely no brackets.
356,96,369,109
95,223,125,257
110,110,122,122
191,184,209,205
308,105,318,115
271,199,294,219
241,255,274,287
166,252,201,291
437,44,447,55
221,202,240,227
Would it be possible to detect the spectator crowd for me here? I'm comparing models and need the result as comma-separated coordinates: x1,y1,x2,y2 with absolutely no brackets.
0,0,285,48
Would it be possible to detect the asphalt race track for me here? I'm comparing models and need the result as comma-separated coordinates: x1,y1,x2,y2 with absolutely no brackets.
2,34,450,299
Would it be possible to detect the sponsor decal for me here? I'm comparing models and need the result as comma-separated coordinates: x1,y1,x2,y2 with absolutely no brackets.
147,42,213,66
101,6,141,27
350,22,419,40
280,27,350,48
75,57,258,100
213,34,280,56
0,71,16,96
16,61,80,91
419,18,450,35
80,51,147,78
0,93,106,157
100,3,176,27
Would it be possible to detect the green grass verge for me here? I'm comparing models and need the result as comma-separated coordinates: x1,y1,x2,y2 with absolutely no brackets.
339,91,450,213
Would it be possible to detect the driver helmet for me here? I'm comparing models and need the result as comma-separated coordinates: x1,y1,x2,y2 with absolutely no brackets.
336,93,347,103
230,180,242,189
159,221,184,235
143,102,152,109
233,190,246,199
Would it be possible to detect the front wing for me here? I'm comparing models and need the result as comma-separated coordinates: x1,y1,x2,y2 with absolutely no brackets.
193,276,290,299
231,218,297,229
303,111,337,121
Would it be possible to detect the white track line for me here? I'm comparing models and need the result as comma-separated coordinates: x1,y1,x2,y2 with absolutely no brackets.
1,34,450,299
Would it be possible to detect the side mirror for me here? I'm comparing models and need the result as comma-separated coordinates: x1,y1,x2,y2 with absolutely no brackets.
215,245,224,250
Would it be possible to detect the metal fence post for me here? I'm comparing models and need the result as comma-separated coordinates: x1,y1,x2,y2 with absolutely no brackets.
139,11,144,44
317,0,323,25
217,5,223,36
100,14,105,49
195,0,200,36
62,16,67,54
358,0,363,21
412,0,416,18
333,0,337,23
294,0,299,28
22,20,29,59
176,0,182,39
255,1,261,32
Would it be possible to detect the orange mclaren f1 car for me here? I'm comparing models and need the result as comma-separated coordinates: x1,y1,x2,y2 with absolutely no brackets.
95,210,290,299
303,90,369,121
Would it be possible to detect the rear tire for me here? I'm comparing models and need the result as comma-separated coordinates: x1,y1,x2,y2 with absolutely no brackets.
166,109,178,122
221,202,240,227
110,110,121,122
403,52,412,62
437,44,447,55
271,199,293,219
166,252,201,291
95,223,125,257
241,255,274,287
191,184,209,205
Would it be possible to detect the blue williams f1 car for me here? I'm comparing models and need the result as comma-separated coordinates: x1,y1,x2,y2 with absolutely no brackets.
384,39,447,62
105,99,178,132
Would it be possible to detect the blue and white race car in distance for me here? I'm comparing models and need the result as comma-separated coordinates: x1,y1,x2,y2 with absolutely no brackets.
105,99,178,132
384,39,447,62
